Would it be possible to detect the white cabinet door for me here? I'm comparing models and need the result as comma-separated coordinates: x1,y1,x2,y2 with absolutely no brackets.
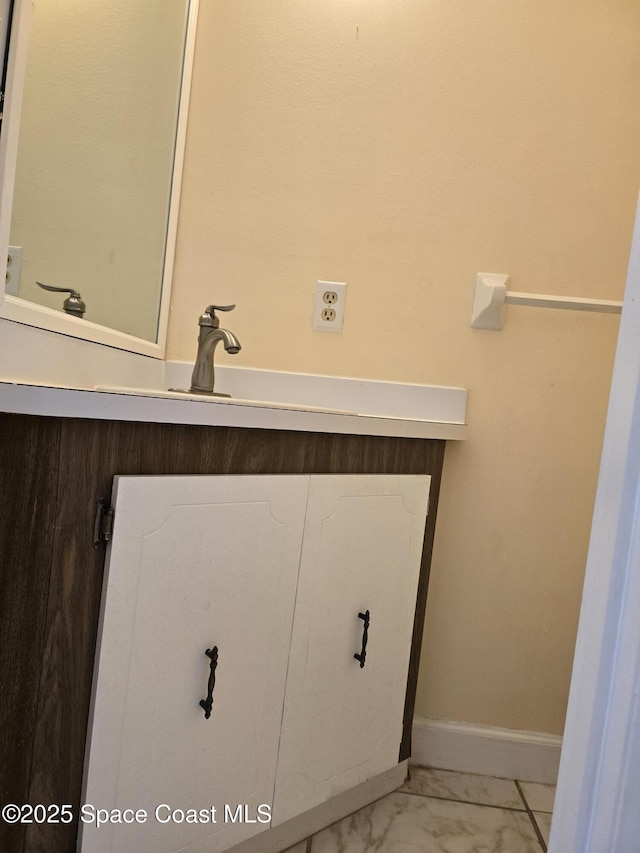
272,474,430,825
80,475,309,853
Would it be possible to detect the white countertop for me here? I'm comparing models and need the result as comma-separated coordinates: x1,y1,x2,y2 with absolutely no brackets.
0,364,467,440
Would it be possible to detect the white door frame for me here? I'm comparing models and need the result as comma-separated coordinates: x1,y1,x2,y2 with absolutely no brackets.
549,193,640,851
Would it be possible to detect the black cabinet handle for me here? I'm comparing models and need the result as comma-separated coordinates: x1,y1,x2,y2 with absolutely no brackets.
354,610,370,668
199,646,219,719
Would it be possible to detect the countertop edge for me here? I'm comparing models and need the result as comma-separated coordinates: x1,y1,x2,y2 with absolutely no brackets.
0,382,467,440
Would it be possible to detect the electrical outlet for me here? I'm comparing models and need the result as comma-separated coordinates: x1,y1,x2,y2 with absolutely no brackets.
5,245,23,296
313,280,346,332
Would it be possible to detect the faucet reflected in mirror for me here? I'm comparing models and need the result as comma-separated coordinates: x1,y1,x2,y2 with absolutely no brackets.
36,281,86,319
171,304,241,398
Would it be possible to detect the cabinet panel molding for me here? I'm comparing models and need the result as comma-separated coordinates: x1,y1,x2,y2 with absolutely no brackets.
273,475,430,825
81,475,309,853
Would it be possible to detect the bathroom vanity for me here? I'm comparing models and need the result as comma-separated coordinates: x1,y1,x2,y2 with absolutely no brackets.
0,377,465,853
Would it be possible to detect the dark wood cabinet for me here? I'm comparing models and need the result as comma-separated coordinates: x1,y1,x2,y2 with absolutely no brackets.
0,412,445,853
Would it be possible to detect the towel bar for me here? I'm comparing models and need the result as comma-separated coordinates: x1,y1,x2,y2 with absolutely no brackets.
471,273,623,330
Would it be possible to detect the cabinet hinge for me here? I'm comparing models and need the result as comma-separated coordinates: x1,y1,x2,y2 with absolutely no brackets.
93,497,114,548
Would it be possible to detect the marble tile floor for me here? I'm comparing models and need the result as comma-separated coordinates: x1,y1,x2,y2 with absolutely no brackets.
283,767,556,853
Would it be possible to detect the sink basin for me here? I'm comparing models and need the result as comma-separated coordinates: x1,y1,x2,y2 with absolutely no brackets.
93,385,358,416
90,366,467,433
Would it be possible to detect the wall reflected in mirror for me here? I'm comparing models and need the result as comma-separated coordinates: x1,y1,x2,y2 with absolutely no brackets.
8,0,190,342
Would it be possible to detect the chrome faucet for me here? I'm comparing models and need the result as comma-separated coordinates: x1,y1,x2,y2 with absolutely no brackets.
188,304,241,397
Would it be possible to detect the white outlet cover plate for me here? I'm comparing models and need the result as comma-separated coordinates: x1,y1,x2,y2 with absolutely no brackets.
313,280,346,332
5,245,23,297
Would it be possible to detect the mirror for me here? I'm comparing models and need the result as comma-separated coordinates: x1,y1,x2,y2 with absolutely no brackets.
0,0,198,355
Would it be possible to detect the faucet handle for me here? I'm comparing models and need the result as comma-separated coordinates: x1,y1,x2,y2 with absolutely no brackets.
200,304,236,328
205,304,235,314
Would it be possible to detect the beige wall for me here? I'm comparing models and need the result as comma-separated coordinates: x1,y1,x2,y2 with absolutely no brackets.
169,0,640,735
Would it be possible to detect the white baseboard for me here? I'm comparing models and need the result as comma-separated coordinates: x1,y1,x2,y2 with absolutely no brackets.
411,717,562,785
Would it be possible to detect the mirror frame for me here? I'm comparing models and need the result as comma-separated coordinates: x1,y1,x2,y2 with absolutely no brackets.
0,0,199,358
